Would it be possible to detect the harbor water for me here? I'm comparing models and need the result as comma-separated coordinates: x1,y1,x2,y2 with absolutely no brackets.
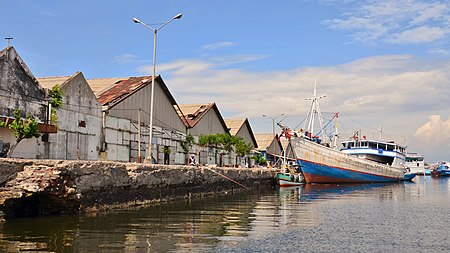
0,176,449,252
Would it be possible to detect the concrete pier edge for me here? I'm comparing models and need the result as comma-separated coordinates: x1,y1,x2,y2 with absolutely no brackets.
0,158,277,219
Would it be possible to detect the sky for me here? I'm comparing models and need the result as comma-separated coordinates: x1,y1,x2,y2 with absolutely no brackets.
2,0,450,163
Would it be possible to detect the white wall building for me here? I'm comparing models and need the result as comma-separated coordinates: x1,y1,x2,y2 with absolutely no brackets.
38,72,103,160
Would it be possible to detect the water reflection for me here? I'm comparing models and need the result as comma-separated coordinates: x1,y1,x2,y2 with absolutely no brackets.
0,178,449,252
0,188,274,252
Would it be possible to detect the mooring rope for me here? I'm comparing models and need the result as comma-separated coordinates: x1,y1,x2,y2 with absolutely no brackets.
204,167,249,189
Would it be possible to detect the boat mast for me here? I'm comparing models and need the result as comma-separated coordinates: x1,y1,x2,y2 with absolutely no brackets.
333,112,339,149
304,81,326,140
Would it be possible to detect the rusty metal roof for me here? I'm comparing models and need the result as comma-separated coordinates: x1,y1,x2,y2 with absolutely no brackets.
178,103,215,128
88,76,180,111
178,103,229,132
95,76,150,106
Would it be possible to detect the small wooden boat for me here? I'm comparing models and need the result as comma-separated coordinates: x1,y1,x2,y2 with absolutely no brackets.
275,164,305,187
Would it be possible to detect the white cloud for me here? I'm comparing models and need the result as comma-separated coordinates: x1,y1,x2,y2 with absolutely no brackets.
140,60,213,76
428,48,450,55
140,55,270,76
113,54,139,64
201,41,236,51
322,0,450,45
415,115,450,147
158,54,450,162
414,115,450,161
389,26,446,44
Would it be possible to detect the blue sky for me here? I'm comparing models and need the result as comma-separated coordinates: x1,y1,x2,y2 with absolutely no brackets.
3,0,450,162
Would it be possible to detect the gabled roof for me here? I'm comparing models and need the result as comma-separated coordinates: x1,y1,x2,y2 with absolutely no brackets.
225,118,258,148
254,133,283,157
0,46,47,120
38,75,71,89
178,103,229,132
225,119,246,135
38,71,87,90
95,76,150,106
87,75,180,110
87,77,128,96
254,134,276,150
0,46,38,84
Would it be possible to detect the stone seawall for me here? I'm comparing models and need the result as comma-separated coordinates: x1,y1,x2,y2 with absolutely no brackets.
0,159,276,219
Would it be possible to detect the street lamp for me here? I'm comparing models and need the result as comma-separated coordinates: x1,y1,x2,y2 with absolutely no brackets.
262,113,285,167
133,13,182,163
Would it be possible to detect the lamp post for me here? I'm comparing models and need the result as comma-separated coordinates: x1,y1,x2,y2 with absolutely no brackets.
262,113,284,167
133,13,182,163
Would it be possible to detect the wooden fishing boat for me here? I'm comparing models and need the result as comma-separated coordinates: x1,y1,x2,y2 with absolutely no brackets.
275,164,304,187
279,83,408,184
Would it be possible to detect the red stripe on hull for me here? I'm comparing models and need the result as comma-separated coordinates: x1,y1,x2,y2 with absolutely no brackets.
277,179,304,187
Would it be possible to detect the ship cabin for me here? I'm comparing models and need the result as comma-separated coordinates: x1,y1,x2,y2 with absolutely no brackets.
340,139,406,166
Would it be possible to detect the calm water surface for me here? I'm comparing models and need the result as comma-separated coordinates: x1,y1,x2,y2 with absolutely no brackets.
0,176,449,252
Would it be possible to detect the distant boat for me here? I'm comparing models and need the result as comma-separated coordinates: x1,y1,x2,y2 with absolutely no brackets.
281,83,408,184
405,153,425,175
431,162,450,177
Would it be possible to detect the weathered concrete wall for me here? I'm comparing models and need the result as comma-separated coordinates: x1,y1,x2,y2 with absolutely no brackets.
0,47,46,120
0,47,47,159
102,115,188,165
0,158,276,219
44,72,103,160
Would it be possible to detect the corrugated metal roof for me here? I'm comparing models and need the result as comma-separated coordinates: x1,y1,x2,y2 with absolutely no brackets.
86,77,128,96
178,103,215,128
38,72,85,90
225,119,246,136
254,133,276,150
225,118,258,148
95,76,151,106
37,76,71,89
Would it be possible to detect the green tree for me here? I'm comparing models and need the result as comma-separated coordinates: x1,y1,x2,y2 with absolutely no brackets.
251,153,267,166
180,133,195,164
1,109,40,157
181,133,194,155
218,133,238,153
198,134,223,165
197,134,211,164
235,139,253,165
218,133,242,166
49,85,63,125
197,133,247,166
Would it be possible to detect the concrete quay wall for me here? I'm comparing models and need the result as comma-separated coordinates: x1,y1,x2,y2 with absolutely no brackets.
0,159,276,219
